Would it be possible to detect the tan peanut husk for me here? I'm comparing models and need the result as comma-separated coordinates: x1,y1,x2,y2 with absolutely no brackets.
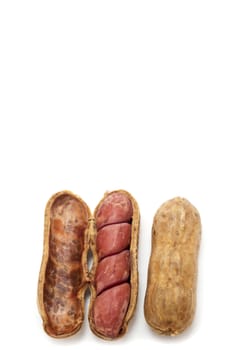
37,189,140,340
88,189,140,340
144,197,201,336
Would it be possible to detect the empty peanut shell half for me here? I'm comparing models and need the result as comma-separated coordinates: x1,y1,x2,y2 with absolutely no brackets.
144,197,201,335
37,191,90,338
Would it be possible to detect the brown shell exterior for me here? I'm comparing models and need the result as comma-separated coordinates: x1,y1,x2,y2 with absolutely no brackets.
37,189,140,340
144,197,201,336
88,190,140,340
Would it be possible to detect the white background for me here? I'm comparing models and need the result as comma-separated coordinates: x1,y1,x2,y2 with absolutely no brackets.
0,1,232,348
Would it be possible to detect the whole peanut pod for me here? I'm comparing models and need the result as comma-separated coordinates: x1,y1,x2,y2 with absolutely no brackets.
37,190,140,340
144,197,201,336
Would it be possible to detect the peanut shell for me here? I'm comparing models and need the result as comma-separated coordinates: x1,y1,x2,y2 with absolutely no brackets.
144,197,201,335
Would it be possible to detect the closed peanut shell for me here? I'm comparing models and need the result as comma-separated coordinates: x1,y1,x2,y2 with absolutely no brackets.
144,197,201,336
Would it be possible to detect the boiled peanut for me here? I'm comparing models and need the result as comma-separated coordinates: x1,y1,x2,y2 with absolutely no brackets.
94,250,130,295
96,223,131,260
144,197,201,335
95,192,133,229
91,283,131,339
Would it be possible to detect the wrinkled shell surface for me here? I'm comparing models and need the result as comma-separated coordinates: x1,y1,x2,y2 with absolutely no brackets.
144,197,201,335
